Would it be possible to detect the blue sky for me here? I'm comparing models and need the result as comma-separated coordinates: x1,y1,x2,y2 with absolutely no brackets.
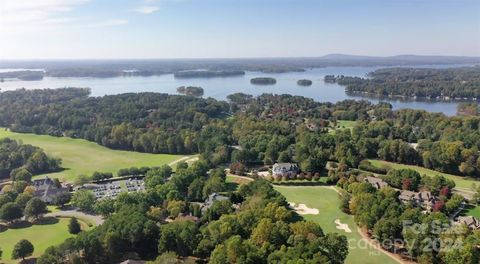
1,0,479,59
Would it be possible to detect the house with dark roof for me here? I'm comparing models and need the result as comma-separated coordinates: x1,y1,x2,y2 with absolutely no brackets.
201,192,229,213
33,176,69,204
398,190,435,211
364,176,388,189
457,216,480,230
272,163,299,178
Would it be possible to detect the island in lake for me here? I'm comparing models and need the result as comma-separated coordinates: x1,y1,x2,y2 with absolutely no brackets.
250,77,277,85
177,86,204,96
174,70,245,78
297,79,313,86
0,70,44,81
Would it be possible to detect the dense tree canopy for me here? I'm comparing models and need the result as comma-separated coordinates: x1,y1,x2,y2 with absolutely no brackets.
333,66,480,99
0,138,61,180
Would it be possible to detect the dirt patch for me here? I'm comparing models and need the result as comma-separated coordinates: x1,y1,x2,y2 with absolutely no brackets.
289,202,319,215
334,219,352,233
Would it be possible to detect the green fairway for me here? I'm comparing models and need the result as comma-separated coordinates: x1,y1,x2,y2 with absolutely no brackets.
0,218,74,263
275,186,398,264
337,120,357,129
368,159,478,191
0,129,188,182
329,120,357,134
465,206,480,218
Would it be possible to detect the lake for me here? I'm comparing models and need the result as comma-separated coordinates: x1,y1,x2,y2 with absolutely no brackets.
0,65,475,116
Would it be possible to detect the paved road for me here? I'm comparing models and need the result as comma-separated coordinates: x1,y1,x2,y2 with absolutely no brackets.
46,209,104,226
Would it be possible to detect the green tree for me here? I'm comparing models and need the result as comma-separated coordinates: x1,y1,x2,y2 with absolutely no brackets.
12,239,34,260
24,197,47,221
93,198,115,217
10,168,32,182
145,165,173,188
0,202,23,223
71,189,96,212
53,192,71,208
68,217,81,234
15,193,33,209
158,220,200,257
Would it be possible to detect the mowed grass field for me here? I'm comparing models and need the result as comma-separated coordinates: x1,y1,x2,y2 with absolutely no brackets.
0,129,188,182
275,186,398,264
465,206,480,218
0,218,78,263
329,120,357,134
369,159,478,191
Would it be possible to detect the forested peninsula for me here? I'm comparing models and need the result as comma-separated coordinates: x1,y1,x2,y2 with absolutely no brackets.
328,66,480,100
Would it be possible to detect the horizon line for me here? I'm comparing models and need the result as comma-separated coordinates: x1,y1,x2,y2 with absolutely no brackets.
2,53,480,61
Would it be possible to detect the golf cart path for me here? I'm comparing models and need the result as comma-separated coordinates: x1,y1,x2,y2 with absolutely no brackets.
46,209,104,226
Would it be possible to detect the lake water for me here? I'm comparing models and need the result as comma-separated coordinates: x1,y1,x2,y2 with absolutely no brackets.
0,65,475,116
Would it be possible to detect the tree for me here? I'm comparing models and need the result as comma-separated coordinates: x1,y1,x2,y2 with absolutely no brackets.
68,217,81,234
53,192,71,208
0,202,23,223
71,190,96,212
24,197,47,221
145,165,173,188
158,220,200,257
203,200,233,222
12,239,34,260
150,251,182,264
15,193,33,209
202,176,226,199
93,198,115,217
10,168,32,182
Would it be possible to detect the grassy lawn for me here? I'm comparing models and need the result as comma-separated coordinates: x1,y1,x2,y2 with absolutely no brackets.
337,120,357,129
465,205,480,218
368,159,478,191
0,218,75,263
0,129,188,183
275,186,398,264
329,120,357,134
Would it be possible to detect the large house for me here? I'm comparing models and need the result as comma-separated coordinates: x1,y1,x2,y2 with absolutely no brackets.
398,190,435,211
272,163,299,178
33,176,69,204
457,216,480,230
201,193,229,213
364,176,388,189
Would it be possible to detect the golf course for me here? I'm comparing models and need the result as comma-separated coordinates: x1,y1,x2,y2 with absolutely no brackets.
275,185,399,264
0,217,91,263
0,129,189,182
369,159,479,191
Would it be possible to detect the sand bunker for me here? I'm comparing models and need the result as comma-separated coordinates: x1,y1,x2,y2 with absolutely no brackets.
288,202,319,215
334,219,352,233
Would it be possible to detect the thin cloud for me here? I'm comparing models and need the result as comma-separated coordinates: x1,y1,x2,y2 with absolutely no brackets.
0,0,89,26
89,19,129,27
133,5,160,14
0,0,89,35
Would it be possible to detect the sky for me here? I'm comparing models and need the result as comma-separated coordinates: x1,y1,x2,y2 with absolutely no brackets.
0,0,479,59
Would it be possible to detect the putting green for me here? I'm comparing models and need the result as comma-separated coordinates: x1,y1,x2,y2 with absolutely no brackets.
275,186,398,264
0,129,188,182
0,218,75,263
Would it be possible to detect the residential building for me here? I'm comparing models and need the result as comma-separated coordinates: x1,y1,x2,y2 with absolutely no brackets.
457,216,480,230
364,176,388,189
33,176,69,204
272,163,299,178
398,190,435,211
201,192,229,213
